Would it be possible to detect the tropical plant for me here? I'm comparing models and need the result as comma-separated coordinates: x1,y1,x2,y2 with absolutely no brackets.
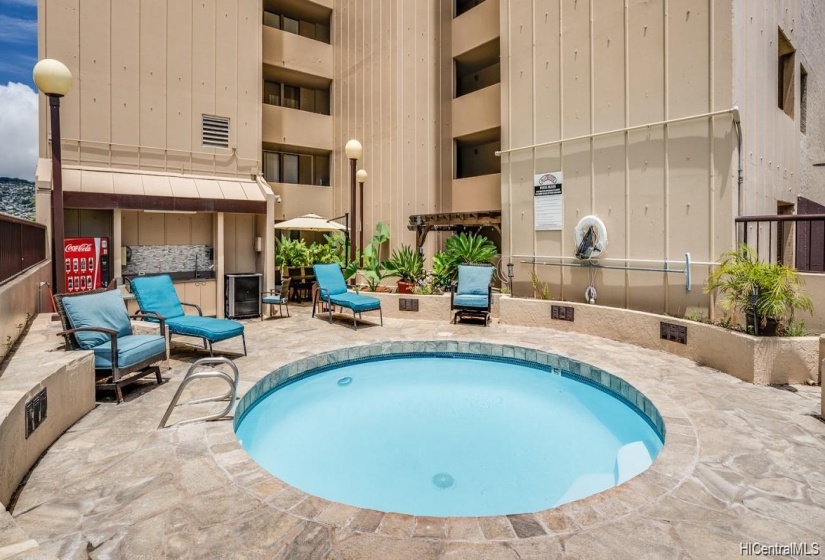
324,232,348,266
430,251,455,291
531,272,550,300
704,244,813,334
783,320,809,337
275,235,311,267
445,232,498,266
384,245,425,283
308,241,338,264
341,222,391,290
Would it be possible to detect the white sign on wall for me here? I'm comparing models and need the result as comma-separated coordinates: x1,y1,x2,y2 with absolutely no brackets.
534,172,563,231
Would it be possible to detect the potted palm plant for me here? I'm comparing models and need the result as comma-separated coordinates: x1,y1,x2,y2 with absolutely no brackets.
384,245,425,294
442,232,498,288
704,244,813,336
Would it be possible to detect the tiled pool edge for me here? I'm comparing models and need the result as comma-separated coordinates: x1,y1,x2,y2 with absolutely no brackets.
235,340,666,442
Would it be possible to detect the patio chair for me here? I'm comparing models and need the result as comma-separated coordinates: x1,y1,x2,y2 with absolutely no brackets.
261,277,291,320
54,289,165,403
312,263,383,330
130,274,246,356
451,264,494,326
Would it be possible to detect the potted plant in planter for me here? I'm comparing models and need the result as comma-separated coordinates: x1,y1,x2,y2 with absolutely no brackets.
704,244,813,336
384,245,425,294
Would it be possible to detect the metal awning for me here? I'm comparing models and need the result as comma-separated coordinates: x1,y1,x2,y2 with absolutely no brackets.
407,211,502,250
43,162,268,214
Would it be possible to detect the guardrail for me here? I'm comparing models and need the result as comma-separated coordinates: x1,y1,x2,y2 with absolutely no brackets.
0,213,46,286
735,213,825,272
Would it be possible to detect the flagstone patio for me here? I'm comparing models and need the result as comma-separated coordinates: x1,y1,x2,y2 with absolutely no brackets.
8,311,825,559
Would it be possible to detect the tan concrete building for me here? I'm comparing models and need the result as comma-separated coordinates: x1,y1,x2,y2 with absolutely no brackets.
37,0,825,318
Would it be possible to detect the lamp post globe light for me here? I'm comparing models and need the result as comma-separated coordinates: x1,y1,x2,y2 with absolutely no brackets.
356,169,367,266
344,139,362,273
33,59,73,295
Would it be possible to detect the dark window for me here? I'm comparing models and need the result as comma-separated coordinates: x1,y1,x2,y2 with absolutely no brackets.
456,138,501,179
282,16,299,35
778,28,795,118
262,82,330,115
800,66,808,134
263,81,281,106
283,86,299,110
263,151,331,186
456,0,485,17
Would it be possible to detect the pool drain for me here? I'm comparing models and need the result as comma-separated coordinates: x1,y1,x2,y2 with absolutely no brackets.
432,472,455,489
337,376,353,386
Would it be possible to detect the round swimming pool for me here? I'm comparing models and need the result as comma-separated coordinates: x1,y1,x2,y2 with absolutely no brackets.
235,351,664,517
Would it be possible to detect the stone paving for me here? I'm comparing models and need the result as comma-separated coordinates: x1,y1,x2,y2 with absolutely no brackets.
8,309,825,559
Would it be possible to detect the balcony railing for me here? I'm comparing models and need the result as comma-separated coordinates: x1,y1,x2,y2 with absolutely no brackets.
0,213,47,286
736,213,825,272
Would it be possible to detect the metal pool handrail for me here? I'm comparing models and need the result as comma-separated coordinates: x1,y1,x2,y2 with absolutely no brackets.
158,357,240,429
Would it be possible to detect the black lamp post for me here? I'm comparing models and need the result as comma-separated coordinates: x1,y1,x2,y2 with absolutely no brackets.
507,261,515,294
749,286,759,336
33,59,73,296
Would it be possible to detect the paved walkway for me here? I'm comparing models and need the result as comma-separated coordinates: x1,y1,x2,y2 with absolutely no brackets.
10,311,825,559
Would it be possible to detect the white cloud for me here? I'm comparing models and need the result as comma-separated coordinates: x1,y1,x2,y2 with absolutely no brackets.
0,82,38,181
0,14,37,43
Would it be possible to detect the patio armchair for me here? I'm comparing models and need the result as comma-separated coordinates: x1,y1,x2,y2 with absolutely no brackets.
312,263,383,330
130,274,246,356
261,277,291,320
54,289,165,403
451,264,494,326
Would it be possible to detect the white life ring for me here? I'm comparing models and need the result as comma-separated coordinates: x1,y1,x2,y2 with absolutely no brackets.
574,215,609,258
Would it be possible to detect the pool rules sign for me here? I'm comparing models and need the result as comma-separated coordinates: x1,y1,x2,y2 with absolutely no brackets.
534,172,563,231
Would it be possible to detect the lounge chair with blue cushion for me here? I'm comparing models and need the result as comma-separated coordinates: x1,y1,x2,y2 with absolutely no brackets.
451,264,494,326
130,274,246,356
312,263,383,330
55,289,165,403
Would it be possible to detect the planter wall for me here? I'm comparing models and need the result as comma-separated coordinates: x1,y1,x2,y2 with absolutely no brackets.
369,292,502,322
499,296,820,386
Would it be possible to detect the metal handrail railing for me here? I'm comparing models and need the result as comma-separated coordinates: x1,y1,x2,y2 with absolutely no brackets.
0,212,47,286
158,357,240,429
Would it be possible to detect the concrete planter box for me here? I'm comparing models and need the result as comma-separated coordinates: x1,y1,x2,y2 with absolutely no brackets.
368,291,502,322
499,296,820,386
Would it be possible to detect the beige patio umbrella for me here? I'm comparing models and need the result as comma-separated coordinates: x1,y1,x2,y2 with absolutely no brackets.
273,213,347,232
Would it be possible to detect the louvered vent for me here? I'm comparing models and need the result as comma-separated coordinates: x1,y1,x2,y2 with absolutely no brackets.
202,115,230,148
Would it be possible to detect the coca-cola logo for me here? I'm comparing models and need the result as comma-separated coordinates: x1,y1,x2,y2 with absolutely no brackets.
66,243,93,253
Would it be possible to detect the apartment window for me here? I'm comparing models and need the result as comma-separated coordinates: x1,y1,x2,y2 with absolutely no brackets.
262,81,330,115
263,81,281,106
777,29,795,118
800,66,808,134
456,0,485,17
263,151,331,186
263,9,331,44
456,138,501,179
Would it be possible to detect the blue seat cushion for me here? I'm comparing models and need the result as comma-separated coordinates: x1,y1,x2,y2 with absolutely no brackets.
454,294,489,308
262,295,285,304
166,315,244,342
130,275,185,320
456,265,494,296
92,334,166,369
326,292,382,312
313,263,348,296
63,290,132,349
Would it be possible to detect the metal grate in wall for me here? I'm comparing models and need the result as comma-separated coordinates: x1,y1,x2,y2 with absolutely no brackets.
202,115,230,148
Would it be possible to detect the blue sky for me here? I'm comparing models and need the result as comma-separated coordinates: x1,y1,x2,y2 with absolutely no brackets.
0,0,37,87
0,0,37,181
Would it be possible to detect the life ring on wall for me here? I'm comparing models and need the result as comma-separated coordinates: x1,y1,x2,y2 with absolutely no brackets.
574,215,609,259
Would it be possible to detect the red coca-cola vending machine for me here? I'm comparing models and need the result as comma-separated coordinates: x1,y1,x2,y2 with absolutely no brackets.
64,237,111,293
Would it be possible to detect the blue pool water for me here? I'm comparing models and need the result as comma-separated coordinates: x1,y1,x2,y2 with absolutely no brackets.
235,356,663,517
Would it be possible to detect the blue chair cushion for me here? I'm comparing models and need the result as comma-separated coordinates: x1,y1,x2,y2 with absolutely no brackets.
327,292,382,312
63,290,132,349
166,315,244,342
130,275,185,320
313,263,348,296
262,295,285,304
92,334,166,369
454,294,489,308
456,265,494,296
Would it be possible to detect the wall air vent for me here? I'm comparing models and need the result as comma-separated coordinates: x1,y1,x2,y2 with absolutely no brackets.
202,115,230,148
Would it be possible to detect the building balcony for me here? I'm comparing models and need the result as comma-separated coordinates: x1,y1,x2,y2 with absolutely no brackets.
262,104,333,152
452,173,501,212
452,83,501,141
268,181,333,221
263,24,333,81
452,0,499,59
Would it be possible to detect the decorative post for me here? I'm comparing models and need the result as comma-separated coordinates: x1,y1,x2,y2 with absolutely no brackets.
356,169,367,266
33,59,73,295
